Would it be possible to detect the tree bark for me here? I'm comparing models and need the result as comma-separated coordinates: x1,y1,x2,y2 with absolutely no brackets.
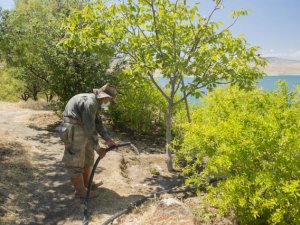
45,92,54,102
181,78,191,123
165,101,174,171
31,89,39,101
20,91,30,101
28,83,40,101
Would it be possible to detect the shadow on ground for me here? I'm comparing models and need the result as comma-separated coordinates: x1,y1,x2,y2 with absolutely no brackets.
66,188,145,223
0,135,75,225
27,121,62,146
143,174,186,191
28,121,61,133
26,132,62,145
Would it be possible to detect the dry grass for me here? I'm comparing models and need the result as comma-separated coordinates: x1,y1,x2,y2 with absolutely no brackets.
0,101,50,110
17,100,50,110
185,196,238,225
28,112,61,131
0,134,33,225
113,200,158,225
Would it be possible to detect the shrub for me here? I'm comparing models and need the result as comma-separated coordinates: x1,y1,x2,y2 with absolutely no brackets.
0,68,25,101
174,83,300,224
109,71,167,135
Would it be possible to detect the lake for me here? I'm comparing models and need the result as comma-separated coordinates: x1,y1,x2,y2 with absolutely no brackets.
159,75,300,104
258,75,300,91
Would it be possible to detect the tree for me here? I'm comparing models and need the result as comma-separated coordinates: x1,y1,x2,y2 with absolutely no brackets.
0,0,115,104
0,2,51,100
63,0,266,171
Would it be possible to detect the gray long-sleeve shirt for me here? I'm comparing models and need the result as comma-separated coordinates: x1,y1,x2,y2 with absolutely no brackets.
63,93,111,148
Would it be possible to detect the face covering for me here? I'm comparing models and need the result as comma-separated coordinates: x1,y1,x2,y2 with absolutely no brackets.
102,102,111,108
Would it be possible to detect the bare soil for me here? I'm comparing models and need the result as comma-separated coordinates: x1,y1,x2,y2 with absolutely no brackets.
0,102,184,225
0,102,235,225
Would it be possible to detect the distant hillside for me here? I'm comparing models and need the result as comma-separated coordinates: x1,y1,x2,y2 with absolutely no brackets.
264,57,300,75
266,57,300,64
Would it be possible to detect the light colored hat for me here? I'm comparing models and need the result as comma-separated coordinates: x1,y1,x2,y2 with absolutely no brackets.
93,83,117,103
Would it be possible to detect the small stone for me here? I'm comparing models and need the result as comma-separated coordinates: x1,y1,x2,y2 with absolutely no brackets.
34,214,45,223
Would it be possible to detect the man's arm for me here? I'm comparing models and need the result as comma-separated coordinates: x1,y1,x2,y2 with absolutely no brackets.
82,103,100,149
95,115,116,147
95,115,110,141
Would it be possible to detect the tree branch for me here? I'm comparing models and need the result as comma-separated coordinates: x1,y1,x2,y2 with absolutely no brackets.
206,0,223,24
174,72,182,94
184,0,223,66
148,72,171,102
27,65,49,84
173,62,215,106
148,0,166,63
219,16,239,34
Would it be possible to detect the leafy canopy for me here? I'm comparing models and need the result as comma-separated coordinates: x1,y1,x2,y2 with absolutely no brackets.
63,0,267,102
0,0,115,103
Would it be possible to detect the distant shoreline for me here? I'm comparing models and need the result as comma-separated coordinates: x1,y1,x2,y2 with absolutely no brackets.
266,74,300,76
156,74,300,79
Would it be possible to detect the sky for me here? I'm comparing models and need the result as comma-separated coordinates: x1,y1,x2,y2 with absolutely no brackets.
1,0,300,60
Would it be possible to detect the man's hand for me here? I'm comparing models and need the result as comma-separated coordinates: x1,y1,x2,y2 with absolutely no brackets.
97,148,106,159
105,139,116,147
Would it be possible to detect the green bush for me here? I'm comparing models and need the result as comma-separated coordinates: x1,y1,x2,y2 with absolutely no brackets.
0,68,25,101
175,83,300,224
109,71,167,135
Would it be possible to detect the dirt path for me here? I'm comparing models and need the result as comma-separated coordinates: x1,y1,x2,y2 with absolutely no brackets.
0,103,183,225
0,106,76,225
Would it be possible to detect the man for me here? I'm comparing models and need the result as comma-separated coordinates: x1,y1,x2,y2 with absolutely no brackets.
60,83,117,198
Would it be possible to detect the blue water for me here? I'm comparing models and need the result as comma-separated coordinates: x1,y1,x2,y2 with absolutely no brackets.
159,75,300,104
257,75,300,91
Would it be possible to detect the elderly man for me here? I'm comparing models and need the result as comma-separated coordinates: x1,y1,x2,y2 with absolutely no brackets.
60,83,117,198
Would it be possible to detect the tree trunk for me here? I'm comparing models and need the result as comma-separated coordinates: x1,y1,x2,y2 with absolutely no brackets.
181,78,191,123
45,92,54,102
20,91,30,101
32,91,38,101
28,83,40,101
165,101,174,171
49,94,54,102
